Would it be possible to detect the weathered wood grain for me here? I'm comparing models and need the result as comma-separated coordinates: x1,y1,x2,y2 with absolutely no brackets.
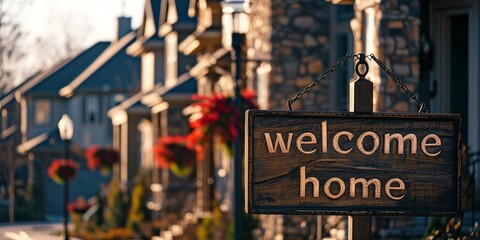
245,110,461,216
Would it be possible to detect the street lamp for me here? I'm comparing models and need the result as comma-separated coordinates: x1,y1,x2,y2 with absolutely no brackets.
58,114,73,240
221,1,250,239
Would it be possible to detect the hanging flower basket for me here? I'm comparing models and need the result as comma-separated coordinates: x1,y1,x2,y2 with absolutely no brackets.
67,196,92,214
48,159,79,184
153,135,196,178
187,89,258,156
85,146,119,176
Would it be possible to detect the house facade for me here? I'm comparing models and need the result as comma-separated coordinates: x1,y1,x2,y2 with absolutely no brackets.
3,0,477,237
246,0,480,238
0,16,141,217
107,0,200,224
147,0,478,238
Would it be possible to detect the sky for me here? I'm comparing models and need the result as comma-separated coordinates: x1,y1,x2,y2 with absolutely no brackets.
5,0,145,85
20,0,144,45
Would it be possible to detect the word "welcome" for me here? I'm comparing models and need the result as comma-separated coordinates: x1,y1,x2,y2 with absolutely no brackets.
263,121,441,156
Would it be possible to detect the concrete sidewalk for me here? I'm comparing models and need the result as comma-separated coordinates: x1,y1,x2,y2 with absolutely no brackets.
0,222,80,240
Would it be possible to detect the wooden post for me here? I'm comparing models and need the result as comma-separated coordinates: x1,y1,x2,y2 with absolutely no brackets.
317,215,322,240
232,32,245,240
349,53,372,239
348,216,371,239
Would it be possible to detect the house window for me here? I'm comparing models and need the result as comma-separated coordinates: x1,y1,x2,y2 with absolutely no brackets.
84,95,100,125
35,99,51,125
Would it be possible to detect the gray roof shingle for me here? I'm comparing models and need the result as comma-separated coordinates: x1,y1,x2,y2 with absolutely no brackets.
59,32,141,97
24,42,110,95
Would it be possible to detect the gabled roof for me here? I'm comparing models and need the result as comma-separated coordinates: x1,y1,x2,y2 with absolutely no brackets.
151,0,162,30
188,0,201,18
128,0,165,56
1,125,18,140
142,72,197,106
176,0,196,25
16,127,62,154
19,42,110,96
159,0,197,36
108,90,149,126
108,72,197,124
138,0,160,38
109,91,147,115
0,71,39,106
0,61,69,108
178,0,222,55
127,0,196,56
159,72,197,97
188,47,229,78
59,32,141,97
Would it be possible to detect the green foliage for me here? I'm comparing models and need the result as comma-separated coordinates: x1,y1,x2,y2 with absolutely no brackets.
94,192,104,226
26,180,43,220
196,202,259,240
0,180,44,222
126,170,151,231
197,204,229,240
424,217,480,239
240,211,260,240
197,214,214,240
104,177,128,228
0,205,31,222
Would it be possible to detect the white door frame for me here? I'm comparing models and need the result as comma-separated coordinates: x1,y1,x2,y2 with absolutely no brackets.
430,0,480,154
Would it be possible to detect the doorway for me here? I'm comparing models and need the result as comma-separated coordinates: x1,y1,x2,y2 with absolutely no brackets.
430,0,480,203
430,0,479,148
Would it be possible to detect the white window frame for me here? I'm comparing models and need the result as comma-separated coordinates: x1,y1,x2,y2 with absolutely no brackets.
34,99,51,126
84,95,101,125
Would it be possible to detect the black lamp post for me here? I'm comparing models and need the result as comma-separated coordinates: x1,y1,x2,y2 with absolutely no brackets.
221,1,250,239
58,114,74,240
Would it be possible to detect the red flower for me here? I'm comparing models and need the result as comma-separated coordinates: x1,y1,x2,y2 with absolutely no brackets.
153,135,196,178
48,159,78,184
85,145,101,170
84,146,119,175
186,90,258,156
67,196,91,214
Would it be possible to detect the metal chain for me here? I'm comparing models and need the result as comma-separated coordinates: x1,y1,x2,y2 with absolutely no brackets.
368,54,428,113
287,53,355,110
287,53,428,113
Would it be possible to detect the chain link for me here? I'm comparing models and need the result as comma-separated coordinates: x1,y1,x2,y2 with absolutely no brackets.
287,53,428,113
368,54,428,113
287,53,355,110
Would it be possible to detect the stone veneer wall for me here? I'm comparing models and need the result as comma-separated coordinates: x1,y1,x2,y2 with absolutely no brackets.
352,0,426,237
247,0,271,110
259,0,332,111
378,0,421,112
247,0,335,239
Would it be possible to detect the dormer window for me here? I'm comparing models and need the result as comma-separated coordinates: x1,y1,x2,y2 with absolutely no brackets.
84,95,100,125
35,99,51,125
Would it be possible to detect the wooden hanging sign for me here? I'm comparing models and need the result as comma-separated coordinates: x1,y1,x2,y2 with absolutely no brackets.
245,110,461,216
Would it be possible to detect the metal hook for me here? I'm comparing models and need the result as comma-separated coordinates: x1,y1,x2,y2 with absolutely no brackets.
418,102,428,114
355,53,369,78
